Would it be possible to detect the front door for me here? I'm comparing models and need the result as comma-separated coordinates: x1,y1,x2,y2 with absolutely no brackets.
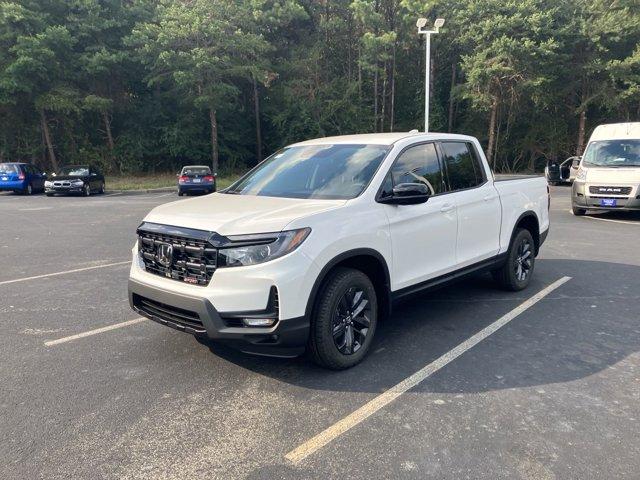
380,143,458,291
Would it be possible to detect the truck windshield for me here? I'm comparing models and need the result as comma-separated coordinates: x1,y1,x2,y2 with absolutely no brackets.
582,140,640,167
224,144,390,199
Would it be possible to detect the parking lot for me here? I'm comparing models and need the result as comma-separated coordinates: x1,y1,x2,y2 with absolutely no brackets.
1,187,639,479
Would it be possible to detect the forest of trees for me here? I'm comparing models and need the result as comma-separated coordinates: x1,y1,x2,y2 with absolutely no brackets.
0,0,638,175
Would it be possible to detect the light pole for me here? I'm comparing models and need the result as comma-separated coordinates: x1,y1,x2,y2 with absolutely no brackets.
417,17,445,133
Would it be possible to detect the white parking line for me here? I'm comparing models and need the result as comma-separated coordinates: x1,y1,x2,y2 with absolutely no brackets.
0,261,130,286
582,215,639,226
44,317,147,346
285,276,572,465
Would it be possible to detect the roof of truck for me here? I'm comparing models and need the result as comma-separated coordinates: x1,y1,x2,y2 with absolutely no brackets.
589,122,640,141
291,131,477,146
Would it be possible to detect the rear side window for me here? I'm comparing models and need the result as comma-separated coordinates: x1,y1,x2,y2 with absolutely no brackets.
390,143,444,195
441,142,485,191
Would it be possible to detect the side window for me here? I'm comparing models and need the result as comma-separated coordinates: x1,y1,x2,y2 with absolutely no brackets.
390,143,444,195
441,142,484,191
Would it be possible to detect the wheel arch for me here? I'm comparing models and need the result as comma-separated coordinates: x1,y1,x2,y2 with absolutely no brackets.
305,248,392,322
511,211,540,254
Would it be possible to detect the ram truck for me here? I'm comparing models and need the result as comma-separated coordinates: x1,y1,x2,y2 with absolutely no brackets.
129,132,550,369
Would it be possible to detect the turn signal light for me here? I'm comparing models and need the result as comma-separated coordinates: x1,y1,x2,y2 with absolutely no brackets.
18,173,25,180
204,175,214,182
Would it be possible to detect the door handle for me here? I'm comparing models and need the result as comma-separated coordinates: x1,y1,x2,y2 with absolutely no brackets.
440,204,455,213
483,195,494,202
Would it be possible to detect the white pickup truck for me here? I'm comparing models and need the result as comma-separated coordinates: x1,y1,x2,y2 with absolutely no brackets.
129,132,550,369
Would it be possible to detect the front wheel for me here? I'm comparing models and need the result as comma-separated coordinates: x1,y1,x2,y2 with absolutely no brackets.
492,228,535,291
308,267,378,370
83,184,91,196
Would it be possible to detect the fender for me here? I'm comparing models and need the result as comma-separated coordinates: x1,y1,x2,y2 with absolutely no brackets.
304,248,392,320
509,211,541,254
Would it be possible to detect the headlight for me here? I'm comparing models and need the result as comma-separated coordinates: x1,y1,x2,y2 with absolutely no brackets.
217,228,311,267
72,179,84,185
44,181,52,187
576,168,587,181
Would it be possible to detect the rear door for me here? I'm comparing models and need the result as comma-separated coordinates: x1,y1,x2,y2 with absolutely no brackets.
439,141,501,267
380,142,458,290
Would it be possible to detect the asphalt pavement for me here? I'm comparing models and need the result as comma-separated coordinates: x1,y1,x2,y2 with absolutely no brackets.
1,187,639,479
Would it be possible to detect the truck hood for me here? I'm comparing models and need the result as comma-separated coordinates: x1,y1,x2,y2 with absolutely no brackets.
586,167,640,184
144,193,347,235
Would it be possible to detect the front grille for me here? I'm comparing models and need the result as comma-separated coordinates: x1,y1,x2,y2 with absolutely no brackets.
137,224,217,286
589,186,632,195
132,293,205,332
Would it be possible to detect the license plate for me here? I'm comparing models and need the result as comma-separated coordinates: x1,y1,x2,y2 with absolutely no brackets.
1,177,7,181
192,178,201,183
600,198,617,207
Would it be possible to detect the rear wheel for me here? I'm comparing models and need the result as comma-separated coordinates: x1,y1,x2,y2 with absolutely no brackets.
24,183,33,195
98,182,105,194
572,204,586,216
308,267,378,370
178,190,184,196
492,228,535,291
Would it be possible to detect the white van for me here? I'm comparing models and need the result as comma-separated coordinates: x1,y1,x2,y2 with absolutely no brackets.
572,122,640,215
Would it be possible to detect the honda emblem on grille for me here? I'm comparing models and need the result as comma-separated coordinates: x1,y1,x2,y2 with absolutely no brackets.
157,242,173,267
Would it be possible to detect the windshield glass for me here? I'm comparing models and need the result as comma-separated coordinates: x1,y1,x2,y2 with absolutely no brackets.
582,140,640,167
58,166,89,176
0,163,20,174
225,144,390,199
182,166,211,175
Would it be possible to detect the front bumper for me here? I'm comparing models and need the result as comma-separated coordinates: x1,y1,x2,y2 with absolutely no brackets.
129,279,309,357
128,241,319,356
572,182,640,211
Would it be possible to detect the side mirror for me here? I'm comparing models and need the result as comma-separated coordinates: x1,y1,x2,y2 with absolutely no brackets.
379,183,431,205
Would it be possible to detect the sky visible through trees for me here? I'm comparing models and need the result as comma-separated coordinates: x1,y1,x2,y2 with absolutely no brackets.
0,0,638,174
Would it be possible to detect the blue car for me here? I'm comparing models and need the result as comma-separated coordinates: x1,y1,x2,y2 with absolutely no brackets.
0,162,46,195
178,165,216,196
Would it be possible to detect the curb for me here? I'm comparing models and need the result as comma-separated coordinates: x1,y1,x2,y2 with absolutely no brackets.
103,187,177,196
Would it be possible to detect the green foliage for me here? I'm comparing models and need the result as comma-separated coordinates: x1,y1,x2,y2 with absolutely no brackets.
0,0,638,173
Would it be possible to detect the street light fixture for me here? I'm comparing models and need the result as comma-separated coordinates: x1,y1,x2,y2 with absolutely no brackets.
417,17,445,132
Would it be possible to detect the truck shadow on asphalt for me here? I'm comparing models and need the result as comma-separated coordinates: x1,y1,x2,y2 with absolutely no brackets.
198,258,640,395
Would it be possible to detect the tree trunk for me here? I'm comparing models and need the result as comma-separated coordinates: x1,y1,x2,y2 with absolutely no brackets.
448,63,456,132
381,63,387,132
40,109,58,172
373,68,379,132
252,77,262,163
102,111,118,173
209,108,219,174
576,109,586,156
390,45,396,132
487,99,498,169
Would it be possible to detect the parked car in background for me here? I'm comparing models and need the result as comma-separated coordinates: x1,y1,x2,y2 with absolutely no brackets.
178,165,216,196
45,165,105,196
572,122,640,215
129,132,549,369
545,156,580,185
0,162,46,195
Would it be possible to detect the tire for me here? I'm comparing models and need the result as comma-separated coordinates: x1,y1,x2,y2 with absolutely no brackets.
492,228,535,292
98,182,105,194
46,193,53,197
24,183,33,195
572,204,586,216
178,190,184,196
83,184,91,197
307,267,378,370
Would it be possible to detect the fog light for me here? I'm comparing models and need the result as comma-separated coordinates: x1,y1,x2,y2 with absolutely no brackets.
242,317,276,327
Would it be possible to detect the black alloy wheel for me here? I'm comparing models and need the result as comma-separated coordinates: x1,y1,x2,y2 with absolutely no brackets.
332,287,371,355
492,228,535,291
308,267,378,369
